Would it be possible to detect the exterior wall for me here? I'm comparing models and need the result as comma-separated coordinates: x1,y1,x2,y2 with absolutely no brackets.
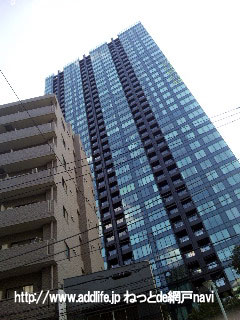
50,102,85,284
74,135,104,273
0,94,103,319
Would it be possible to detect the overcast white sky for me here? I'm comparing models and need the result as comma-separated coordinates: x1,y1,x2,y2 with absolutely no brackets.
0,0,240,157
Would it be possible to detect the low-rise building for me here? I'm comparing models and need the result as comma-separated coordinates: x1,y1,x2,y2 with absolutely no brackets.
64,261,165,320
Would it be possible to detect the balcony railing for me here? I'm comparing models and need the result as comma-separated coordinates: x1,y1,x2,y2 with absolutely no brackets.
0,144,55,168
179,236,189,243
174,221,184,229
200,245,211,253
191,268,202,275
207,262,218,270
0,240,55,278
0,201,55,235
185,251,195,259
188,215,198,223
0,123,55,149
0,169,55,196
194,229,205,237
0,105,55,127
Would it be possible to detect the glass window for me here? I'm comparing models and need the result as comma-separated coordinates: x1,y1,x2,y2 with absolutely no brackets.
210,229,230,244
219,194,233,206
130,230,147,245
200,159,212,170
206,170,218,181
65,242,70,260
208,140,227,153
186,132,195,140
168,138,182,149
156,234,176,250
225,267,238,282
193,190,209,202
233,223,240,234
204,215,223,230
177,117,186,125
182,166,198,179
133,244,152,260
217,246,234,262
181,125,191,133
193,116,208,127
138,174,154,187
212,182,225,193
214,150,233,164
119,183,135,196
165,131,178,141
152,220,171,236
220,161,240,174
190,141,201,150
197,123,214,134
177,156,192,168
63,206,68,221
144,195,162,209
195,150,206,160
234,188,240,199
227,173,240,186
62,177,67,193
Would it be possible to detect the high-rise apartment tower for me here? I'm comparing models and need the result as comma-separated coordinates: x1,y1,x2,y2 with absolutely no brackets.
45,22,240,314
0,95,103,319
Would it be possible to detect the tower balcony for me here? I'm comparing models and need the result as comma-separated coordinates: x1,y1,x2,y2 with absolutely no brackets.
0,200,56,237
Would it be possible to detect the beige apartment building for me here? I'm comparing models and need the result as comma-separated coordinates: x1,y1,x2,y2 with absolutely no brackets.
0,94,103,319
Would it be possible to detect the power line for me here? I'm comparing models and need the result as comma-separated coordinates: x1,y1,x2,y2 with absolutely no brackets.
1,161,240,267
1,136,240,201
1,130,240,216
0,257,235,320
1,206,239,277
210,106,240,119
211,110,240,123
0,269,164,320
1,96,240,183
1,151,240,243
1,72,240,296
1,87,240,228
1,109,239,185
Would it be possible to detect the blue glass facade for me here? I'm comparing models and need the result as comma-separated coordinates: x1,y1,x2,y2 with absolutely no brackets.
89,43,183,288
45,23,240,317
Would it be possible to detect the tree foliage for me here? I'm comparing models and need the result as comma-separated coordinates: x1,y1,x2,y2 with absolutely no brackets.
232,245,240,275
188,296,240,320
188,301,221,320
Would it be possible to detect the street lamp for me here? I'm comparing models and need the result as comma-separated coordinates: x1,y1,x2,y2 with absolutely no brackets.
203,280,228,320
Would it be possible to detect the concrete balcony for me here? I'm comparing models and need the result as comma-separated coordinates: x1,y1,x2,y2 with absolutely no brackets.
0,94,56,118
0,143,55,170
0,105,56,132
0,240,55,280
0,201,56,236
0,297,56,320
0,123,56,153
0,168,55,198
